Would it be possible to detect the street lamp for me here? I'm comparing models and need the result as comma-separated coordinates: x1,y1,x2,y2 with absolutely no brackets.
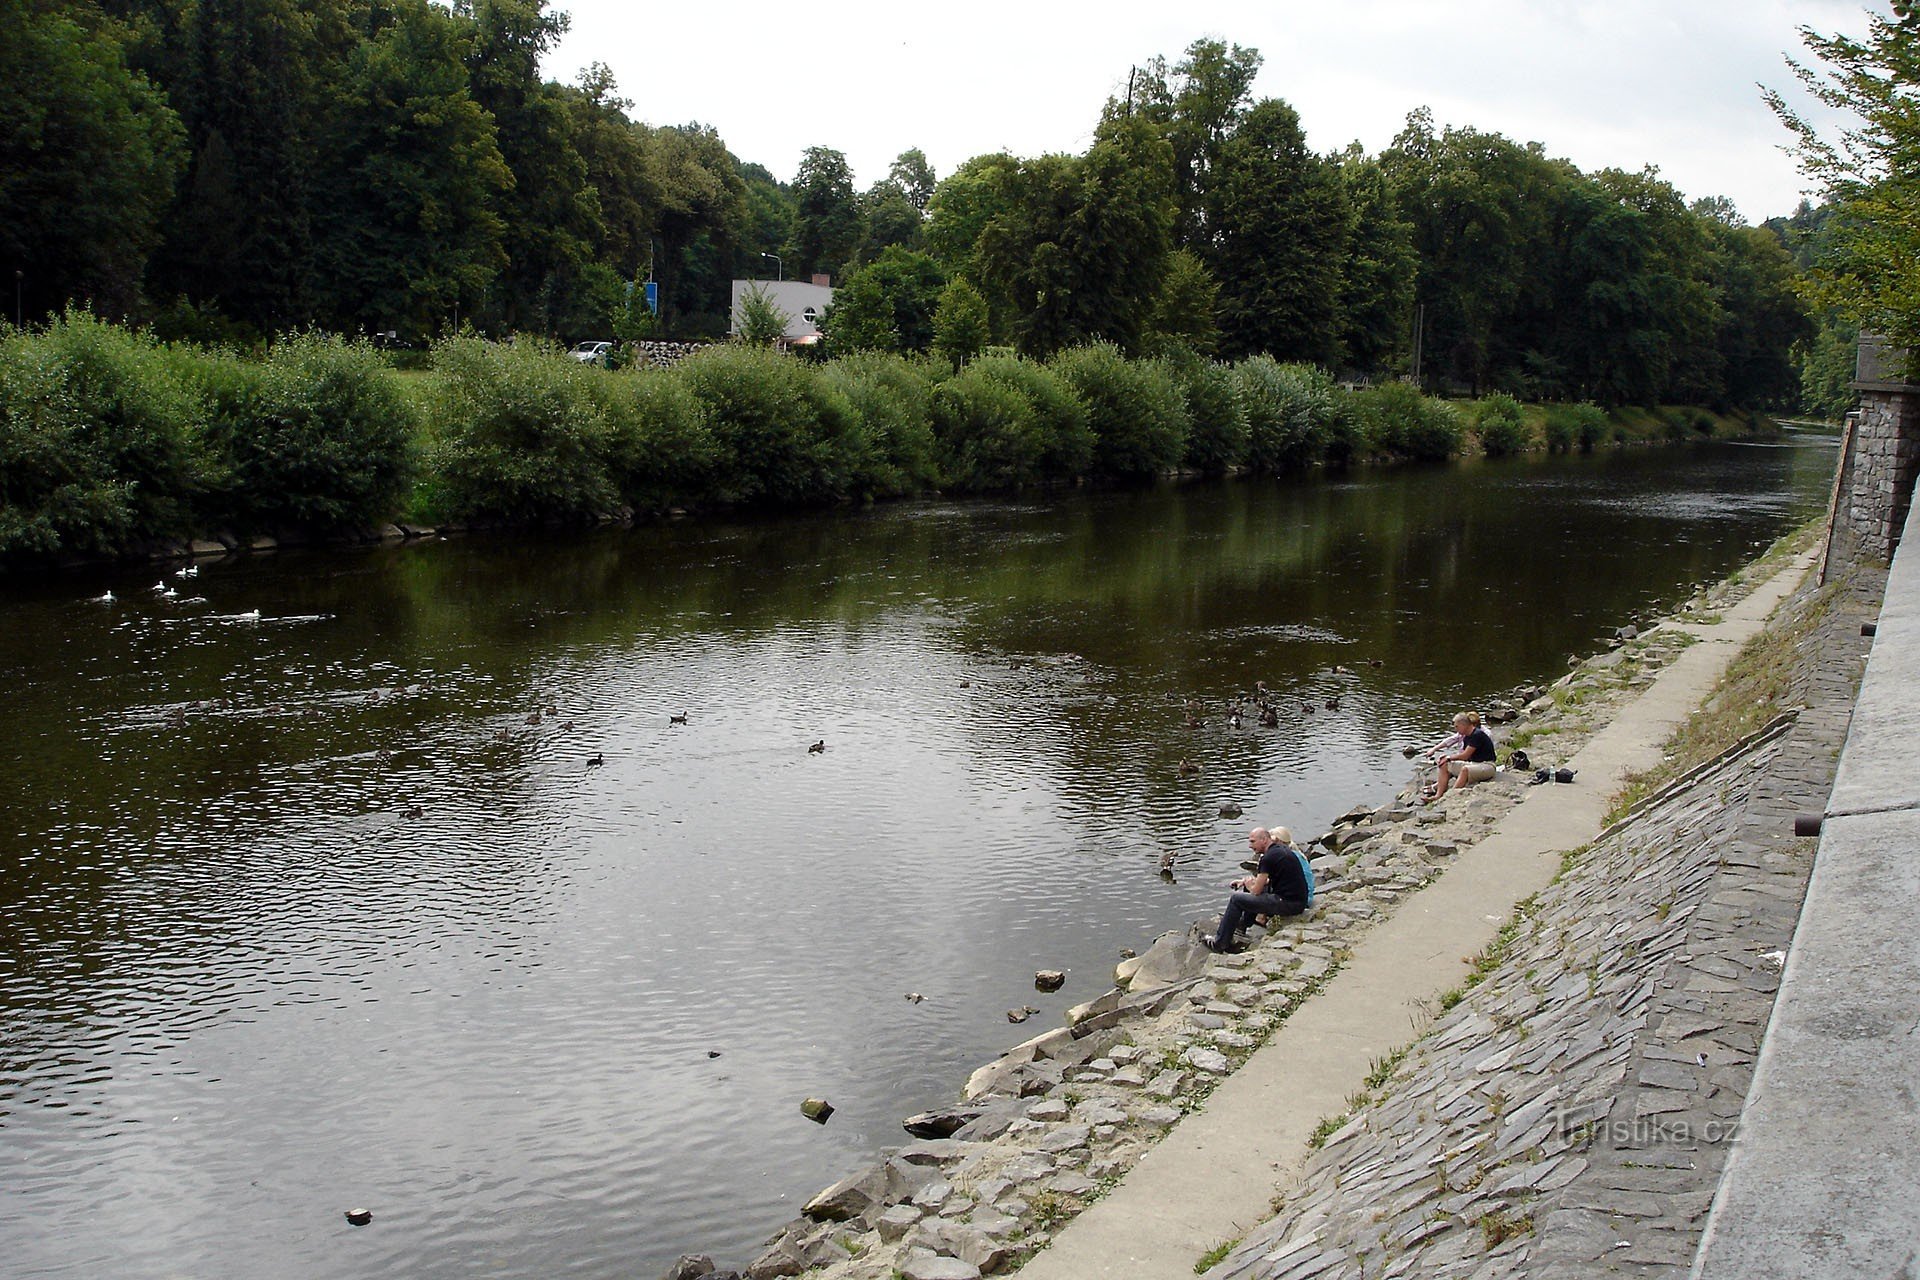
760,253,782,282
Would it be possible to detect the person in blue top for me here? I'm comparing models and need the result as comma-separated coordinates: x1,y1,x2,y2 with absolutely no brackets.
1206,826,1314,954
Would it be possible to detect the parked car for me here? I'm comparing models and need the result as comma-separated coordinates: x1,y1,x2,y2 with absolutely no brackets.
570,340,613,365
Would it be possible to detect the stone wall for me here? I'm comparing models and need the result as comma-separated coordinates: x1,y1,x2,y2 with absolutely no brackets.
627,340,709,368
1836,336,1920,563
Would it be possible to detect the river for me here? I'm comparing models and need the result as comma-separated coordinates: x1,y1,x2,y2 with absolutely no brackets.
0,433,1836,1278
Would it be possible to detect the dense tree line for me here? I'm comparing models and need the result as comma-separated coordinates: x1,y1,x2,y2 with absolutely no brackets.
3,0,793,341
829,42,1813,412
4,9,1818,411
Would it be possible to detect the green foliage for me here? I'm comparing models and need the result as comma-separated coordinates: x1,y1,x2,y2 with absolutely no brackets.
1170,356,1249,473
592,366,716,508
676,344,860,503
971,353,1095,481
0,310,206,557
1767,7,1920,357
1474,393,1532,457
1353,381,1463,461
1209,99,1350,365
200,332,416,532
930,361,1048,490
421,335,615,523
735,284,791,347
785,146,860,280
0,0,185,319
932,278,992,368
825,248,945,355
1797,313,1858,420
1051,343,1188,479
818,354,941,497
1237,357,1339,473
1147,249,1223,357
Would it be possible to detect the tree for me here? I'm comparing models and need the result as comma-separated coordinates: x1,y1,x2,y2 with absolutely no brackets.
824,247,944,354
888,148,936,210
1145,248,1221,356
564,63,659,278
463,0,601,332
735,282,788,346
0,0,185,320
1208,98,1350,364
1132,39,1263,251
933,277,990,367
309,0,509,341
1336,154,1417,375
846,179,924,271
784,145,859,280
1767,4,1920,359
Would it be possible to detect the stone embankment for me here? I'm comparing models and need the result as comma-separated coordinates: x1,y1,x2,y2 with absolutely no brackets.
1207,553,1877,1279
657,542,1831,1280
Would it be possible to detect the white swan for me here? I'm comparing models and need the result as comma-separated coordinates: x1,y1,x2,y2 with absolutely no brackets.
175,564,199,580
92,590,114,604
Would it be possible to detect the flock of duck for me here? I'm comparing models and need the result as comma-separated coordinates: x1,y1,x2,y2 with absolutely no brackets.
1169,659,1383,779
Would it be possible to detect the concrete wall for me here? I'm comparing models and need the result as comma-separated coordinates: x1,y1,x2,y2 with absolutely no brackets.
1691,498,1920,1279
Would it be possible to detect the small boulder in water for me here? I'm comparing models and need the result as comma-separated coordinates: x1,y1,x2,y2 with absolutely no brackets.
1034,970,1066,993
345,1208,372,1227
800,1098,834,1123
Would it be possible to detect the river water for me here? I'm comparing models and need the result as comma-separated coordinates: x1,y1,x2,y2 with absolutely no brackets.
0,434,1836,1278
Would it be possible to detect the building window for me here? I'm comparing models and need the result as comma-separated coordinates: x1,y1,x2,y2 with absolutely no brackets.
801,306,819,327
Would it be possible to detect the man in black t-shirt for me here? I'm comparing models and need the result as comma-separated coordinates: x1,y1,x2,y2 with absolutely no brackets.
1207,826,1311,954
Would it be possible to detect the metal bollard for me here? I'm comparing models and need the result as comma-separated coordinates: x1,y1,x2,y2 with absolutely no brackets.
1793,813,1824,837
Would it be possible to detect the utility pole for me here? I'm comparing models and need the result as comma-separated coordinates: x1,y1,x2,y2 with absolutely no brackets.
1410,303,1425,386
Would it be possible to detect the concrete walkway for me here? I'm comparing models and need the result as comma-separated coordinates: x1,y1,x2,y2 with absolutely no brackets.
1018,549,1820,1279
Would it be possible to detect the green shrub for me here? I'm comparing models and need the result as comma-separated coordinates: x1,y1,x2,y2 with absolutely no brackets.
819,353,942,497
422,335,616,523
1238,357,1339,473
1353,381,1463,461
1052,342,1188,480
1475,393,1532,457
1545,402,1609,452
1322,393,1368,467
1170,355,1248,473
970,353,1094,482
200,332,415,533
676,345,862,503
0,309,207,558
593,367,717,508
930,362,1049,490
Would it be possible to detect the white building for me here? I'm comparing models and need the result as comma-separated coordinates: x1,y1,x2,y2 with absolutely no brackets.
729,276,834,343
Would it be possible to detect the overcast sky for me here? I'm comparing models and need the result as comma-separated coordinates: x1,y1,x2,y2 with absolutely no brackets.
544,0,1877,224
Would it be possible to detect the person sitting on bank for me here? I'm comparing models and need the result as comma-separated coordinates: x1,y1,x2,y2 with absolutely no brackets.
1427,711,1496,801
1207,826,1314,954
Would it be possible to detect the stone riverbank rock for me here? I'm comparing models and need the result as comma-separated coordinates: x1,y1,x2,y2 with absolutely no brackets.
902,1106,988,1139
661,1256,715,1280
1114,928,1208,992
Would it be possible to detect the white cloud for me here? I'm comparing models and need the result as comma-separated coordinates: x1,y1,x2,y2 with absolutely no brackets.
546,0,1878,222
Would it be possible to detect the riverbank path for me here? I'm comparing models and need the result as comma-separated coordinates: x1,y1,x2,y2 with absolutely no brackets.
1016,548,1821,1279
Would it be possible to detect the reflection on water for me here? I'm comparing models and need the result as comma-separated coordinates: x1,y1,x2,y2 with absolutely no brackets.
0,435,1836,1277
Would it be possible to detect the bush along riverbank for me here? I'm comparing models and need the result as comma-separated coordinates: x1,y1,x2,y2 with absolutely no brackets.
0,310,1780,571
658,529,1818,1280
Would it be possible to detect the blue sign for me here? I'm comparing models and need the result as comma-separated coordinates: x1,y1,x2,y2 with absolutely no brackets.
644,281,659,315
